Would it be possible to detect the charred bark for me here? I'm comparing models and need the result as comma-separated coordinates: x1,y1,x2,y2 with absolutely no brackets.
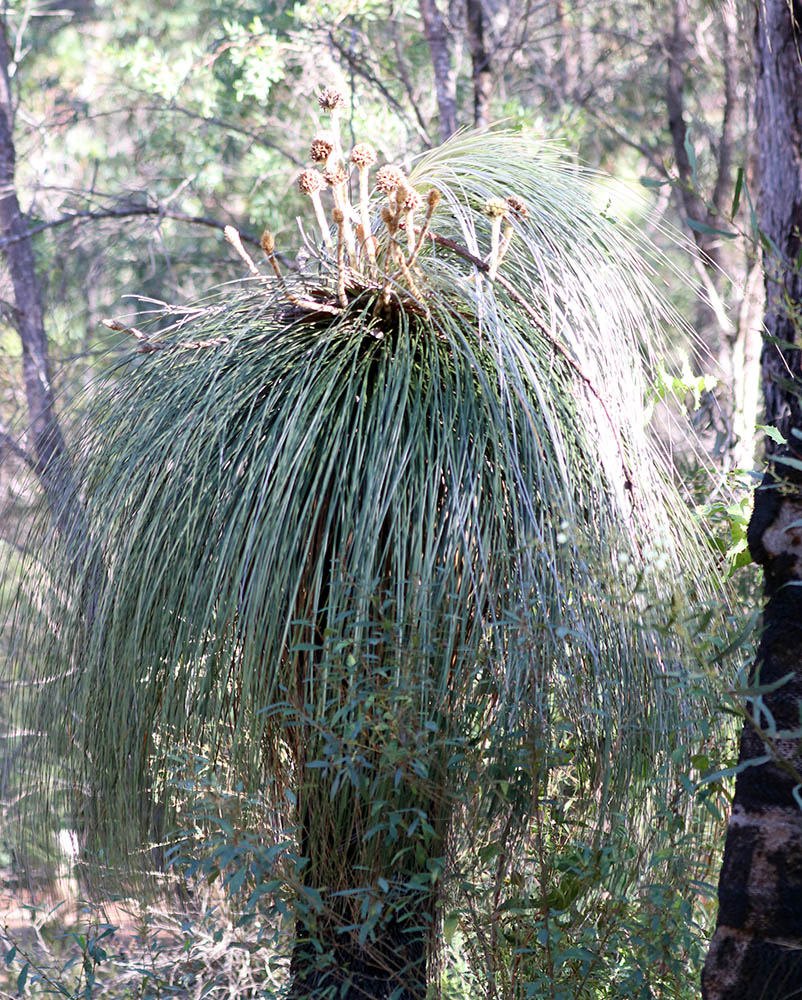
702,465,802,998
703,2,802,996
288,896,431,1000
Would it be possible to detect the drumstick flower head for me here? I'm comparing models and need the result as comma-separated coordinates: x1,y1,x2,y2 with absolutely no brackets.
318,86,346,113
376,164,406,194
310,135,335,164
351,143,378,169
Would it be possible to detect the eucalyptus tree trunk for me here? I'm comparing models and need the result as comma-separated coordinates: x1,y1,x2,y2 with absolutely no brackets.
418,0,458,141
0,23,80,538
702,2,802,996
466,0,492,128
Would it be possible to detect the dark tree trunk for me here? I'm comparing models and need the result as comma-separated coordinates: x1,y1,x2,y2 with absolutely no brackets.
289,905,430,1000
465,0,492,128
418,0,458,141
665,0,737,271
287,777,436,999
0,24,80,536
702,2,802,996
752,0,802,446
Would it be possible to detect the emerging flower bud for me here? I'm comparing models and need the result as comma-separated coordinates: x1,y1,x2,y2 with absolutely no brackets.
483,197,509,219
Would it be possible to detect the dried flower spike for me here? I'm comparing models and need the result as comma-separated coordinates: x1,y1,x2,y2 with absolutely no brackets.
409,188,441,264
298,168,333,252
351,144,378,274
505,195,529,219
376,164,405,194
350,143,377,169
332,207,348,307
318,86,346,113
497,196,529,271
298,168,325,195
310,134,335,165
323,165,348,189
324,166,356,267
399,185,423,255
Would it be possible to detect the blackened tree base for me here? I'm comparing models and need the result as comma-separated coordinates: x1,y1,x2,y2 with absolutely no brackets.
288,913,429,1000
702,466,802,999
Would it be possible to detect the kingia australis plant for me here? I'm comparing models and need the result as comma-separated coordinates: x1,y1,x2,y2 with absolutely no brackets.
14,88,716,999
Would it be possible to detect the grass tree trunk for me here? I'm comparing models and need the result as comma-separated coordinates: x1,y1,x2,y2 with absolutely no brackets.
702,2,802,995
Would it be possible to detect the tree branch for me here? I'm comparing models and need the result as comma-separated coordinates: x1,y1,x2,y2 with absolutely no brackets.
388,6,433,143
0,423,35,470
326,31,432,146
0,205,264,249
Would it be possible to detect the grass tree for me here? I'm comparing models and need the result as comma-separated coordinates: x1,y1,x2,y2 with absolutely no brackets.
13,99,716,999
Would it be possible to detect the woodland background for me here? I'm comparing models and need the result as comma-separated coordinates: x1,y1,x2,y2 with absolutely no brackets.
0,1,774,998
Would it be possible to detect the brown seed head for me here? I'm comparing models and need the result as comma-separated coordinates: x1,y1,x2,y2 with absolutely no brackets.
318,86,346,112
399,185,423,213
332,207,345,224
381,205,396,229
427,188,442,210
323,165,348,188
260,229,275,254
375,164,405,193
299,168,326,195
505,195,529,220
483,197,509,219
310,135,335,163
350,143,377,168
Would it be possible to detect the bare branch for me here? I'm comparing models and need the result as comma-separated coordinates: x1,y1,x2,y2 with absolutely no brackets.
0,205,260,250
0,422,35,470
326,32,432,147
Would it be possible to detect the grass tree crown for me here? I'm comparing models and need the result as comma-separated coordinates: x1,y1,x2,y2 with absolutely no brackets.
13,104,714,886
